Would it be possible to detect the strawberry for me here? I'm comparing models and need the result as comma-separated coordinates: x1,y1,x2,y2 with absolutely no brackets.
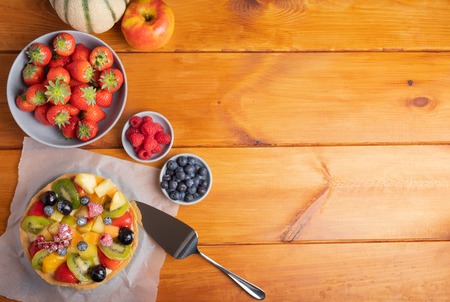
26,43,52,66
70,84,97,110
99,68,124,92
45,80,71,105
54,262,78,284
16,93,36,112
95,89,113,108
69,78,85,89
155,131,171,145
48,54,71,68
46,104,71,128
89,46,114,71
28,201,45,216
129,115,143,128
137,148,152,160
26,84,47,106
141,121,159,137
61,115,79,139
111,212,133,228
76,119,98,141
64,103,80,116
34,104,53,126
87,201,103,218
129,132,144,147
22,63,44,86
91,69,101,87
81,105,106,123
71,43,91,61
47,66,70,84
53,32,76,56
97,247,121,270
66,60,94,83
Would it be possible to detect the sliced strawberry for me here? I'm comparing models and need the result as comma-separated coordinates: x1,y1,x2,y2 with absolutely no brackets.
97,247,121,270
26,43,52,66
76,119,98,141
54,262,79,284
44,80,71,105
111,211,133,228
26,84,47,106
81,105,106,123
53,32,76,56
22,63,44,86
61,115,79,139
99,68,124,92
66,60,94,83
71,43,91,61
70,84,96,110
29,240,43,258
47,66,70,84
34,104,53,126
95,89,113,108
16,93,36,112
28,201,46,217
89,46,114,71
46,105,71,128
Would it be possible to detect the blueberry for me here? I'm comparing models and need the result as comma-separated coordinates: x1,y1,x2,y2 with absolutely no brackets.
187,157,197,165
194,164,201,171
178,192,186,201
57,247,67,256
185,179,194,187
160,180,169,190
103,217,112,225
162,174,171,181
193,193,201,200
192,177,201,187
165,169,175,177
169,191,180,200
188,186,197,194
200,180,209,188
175,167,184,173
77,216,87,226
77,241,88,251
184,164,195,175
41,191,58,206
57,199,72,215
198,167,208,177
177,183,187,192
184,194,195,203
80,196,90,206
168,180,178,190
90,265,106,282
118,227,135,245
197,186,207,195
43,205,54,216
166,160,178,170
176,156,188,167
175,171,186,181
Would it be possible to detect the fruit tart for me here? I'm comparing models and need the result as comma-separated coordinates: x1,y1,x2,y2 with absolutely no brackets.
20,173,141,289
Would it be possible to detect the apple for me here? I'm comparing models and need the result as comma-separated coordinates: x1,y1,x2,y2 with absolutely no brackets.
121,0,175,50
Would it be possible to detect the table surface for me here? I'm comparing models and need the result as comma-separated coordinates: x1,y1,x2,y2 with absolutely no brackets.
2,1,450,301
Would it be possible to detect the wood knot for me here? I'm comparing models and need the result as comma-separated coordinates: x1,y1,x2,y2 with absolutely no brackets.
407,96,436,110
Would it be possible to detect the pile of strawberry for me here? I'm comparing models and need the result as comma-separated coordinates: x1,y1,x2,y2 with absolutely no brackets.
125,114,172,160
16,32,124,142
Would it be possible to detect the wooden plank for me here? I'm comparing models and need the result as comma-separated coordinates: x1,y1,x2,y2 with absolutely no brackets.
1,0,450,52
3,51,450,149
2,145,450,242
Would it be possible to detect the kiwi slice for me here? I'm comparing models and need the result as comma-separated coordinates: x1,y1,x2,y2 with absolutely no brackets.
67,252,91,282
102,200,129,218
99,240,131,260
31,249,50,270
22,216,53,234
52,179,81,210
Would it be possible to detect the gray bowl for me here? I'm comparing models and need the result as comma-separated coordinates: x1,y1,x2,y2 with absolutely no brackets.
7,30,127,148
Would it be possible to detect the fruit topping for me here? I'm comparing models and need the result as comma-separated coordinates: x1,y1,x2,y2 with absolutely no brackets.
88,202,103,218
103,216,112,225
99,233,113,247
41,191,58,206
43,205,54,217
52,178,81,209
57,199,73,215
31,249,51,270
111,211,133,228
77,241,88,251
54,262,78,284
28,201,46,217
90,264,107,282
98,240,131,261
80,196,90,206
76,216,87,226
22,216,53,234
67,253,91,282
118,227,134,245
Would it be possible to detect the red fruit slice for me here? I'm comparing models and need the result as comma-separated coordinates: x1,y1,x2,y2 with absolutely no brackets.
54,262,79,284
97,247,121,270
28,201,46,217
111,211,133,228
29,240,43,258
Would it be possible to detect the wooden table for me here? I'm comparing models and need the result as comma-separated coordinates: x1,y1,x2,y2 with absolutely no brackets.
1,1,450,301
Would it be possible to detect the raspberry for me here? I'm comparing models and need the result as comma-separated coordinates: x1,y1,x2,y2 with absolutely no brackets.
129,115,143,128
87,201,103,218
154,122,164,133
137,148,152,160
126,127,141,140
143,136,158,152
142,115,153,123
141,122,159,137
129,132,144,147
155,131,171,145
58,223,72,239
99,233,113,247
152,143,163,154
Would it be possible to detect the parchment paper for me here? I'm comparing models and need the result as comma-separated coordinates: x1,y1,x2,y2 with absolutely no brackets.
0,137,178,302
